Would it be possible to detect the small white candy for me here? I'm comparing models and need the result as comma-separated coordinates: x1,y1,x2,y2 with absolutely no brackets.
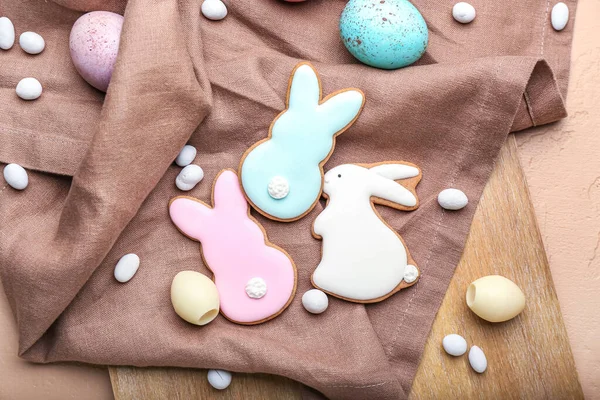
175,145,197,167
0,17,15,50
3,163,28,190
114,253,140,283
201,0,228,21
267,176,289,199
245,277,267,299
19,31,45,55
302,289,329,314
551,2,569,31
452,2,476,24
438,188,468,210
16,77,43,100
176,164,204,191
468,345,488,373
207,369,232,390
442,334,468,356
403,264,419,283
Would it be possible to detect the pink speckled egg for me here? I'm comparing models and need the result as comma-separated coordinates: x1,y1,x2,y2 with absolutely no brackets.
69,11,123,92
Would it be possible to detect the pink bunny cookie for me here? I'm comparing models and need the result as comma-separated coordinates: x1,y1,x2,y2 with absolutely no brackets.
169,169,297,325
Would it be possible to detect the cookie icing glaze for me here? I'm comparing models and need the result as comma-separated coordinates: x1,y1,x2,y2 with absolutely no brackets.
312,162,422,302
169,169,297,324
240,62,365,221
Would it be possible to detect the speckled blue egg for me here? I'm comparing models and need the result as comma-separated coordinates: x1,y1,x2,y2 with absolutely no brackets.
340,0,429,69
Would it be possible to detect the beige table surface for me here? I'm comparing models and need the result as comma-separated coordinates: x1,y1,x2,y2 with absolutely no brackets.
1,0,598,398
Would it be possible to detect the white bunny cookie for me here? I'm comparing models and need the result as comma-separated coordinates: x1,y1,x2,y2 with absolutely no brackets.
311,162,422,303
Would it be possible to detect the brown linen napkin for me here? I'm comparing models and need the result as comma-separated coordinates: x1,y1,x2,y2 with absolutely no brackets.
0,0,575,398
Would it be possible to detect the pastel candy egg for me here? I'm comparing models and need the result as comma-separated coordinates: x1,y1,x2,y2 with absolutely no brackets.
69,11,123,92
16,78,43,100
171,271,220,326
176,164,204,191
0,17,15,50
302,289,328,314
467,275,526,323
438,188,468,210
175,145,197,167
19,32,45,55
340,0,428,69
207,369,232,390
468,345,487,373
442,334,467,356
3,163,28,190
114,253,140,283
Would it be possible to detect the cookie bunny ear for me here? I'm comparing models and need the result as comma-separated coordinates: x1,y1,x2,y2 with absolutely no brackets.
369,163,420,181
368,165,418,208
213,170,249,215
169,197,213,241
318,89,365,135
288,63,321,111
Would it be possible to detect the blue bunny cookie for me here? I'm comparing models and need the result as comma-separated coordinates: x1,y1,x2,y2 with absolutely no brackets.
239,62,365,221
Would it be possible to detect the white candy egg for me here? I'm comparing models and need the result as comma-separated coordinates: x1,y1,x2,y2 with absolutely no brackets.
16,77,43,100
175,145,197,167
442,334,468,356
176,164,204,191
468,346,487,373
201,0,228,21
302,289,329,314
207,369,232,390
19,32,45,54
3,163,28,190
438,188,468,210
0,17,15,50
114,253,140,283
551,2,569,31
452,2,476,24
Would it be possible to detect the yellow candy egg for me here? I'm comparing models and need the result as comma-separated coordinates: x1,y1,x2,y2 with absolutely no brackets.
466,275,526,323
171,271,220,326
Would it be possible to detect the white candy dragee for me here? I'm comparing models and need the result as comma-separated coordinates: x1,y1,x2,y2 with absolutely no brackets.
438,188,468,210
452,2,476,24
201,0,228,21
207,369,232,390
175,145,197,167
468,345,488,373
176,164,204,191
3,163,28,190
551,2,569,31
16,77,42,100
442,334,468,356
114,253,140,283
19,31,45,54
302,289,329,314
0,17,15,50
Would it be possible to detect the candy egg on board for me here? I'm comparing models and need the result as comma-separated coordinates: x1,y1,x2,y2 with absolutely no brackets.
340,0,428,69
201,0,228,21
207,369,232,390
16,78,43,100
171,271,220,326
3,163,28,190
551,2,569,31
302,289,328,314
175,145,197,167
452,2,476,24
438,188,468,210
69,11,124,92
442,334,467,356
468,345,487,373
466,275,526,323
0,17,15,50
19,32,45,55
114,253,140,283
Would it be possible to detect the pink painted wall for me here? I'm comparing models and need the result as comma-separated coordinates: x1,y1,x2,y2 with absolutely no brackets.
516,0,600,396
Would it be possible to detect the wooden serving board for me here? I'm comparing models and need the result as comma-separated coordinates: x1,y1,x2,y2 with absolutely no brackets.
109,136,583,399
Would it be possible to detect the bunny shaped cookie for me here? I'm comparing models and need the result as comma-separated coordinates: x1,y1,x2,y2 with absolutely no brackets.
239,62,365,222
312,162,422,303
169,169,297,324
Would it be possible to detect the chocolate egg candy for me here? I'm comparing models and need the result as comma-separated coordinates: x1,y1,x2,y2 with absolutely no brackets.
340,0,428,69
